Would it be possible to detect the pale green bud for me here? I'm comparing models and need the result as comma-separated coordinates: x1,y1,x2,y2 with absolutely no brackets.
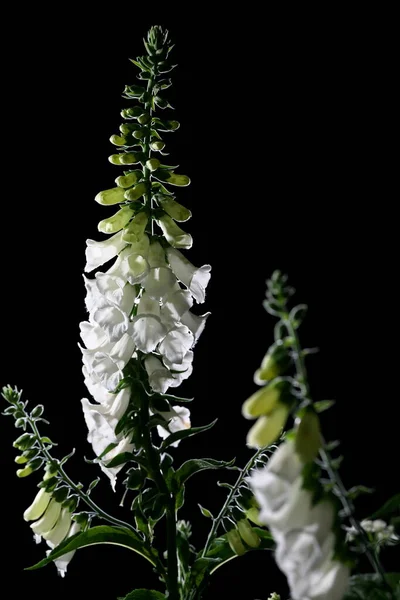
15,455,28,464
237,518,261,548
124,182,147,202
115,171,141,188
150,140,165,151
146,158,160,171
254,342,291,384
122,212,148,244
95,187,126,206
157,214,193,249
295,407,321,463
119,153,142,165
242,379,290,419
31,499,61,536
246,506,264,527
16,465,33,477
158,197,192,222
98,206,134,234
108,154,123,165
138,113,150,124
226,529,246,556
24,488,52,521
246,403,290,448
109,134,127,146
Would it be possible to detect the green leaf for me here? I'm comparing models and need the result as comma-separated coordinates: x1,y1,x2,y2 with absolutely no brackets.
344,573,400,600
314,400,336,413
118,591,165,600
198,504,213,519
370,493,400,520
176,458,236,487
97,442,118,459
159,419,218,451
105,452,135,468
347,485,375,500
27,526,157,570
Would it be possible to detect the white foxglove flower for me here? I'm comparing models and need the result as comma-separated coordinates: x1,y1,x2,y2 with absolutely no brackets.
23,488,52,522
180,310,210,342
158,325,194,365
95,273,137,313
163,350,194,383
47,521,82,578
145,355,177,394
90,305,131,343
107,236,150,285
156,405,191,447
31,499,62,538
143,267,176,300
167,247,211,303
80,321,109,349
43,507,72,544
131,292,166,353
248,441,349,600
148,240,168,267
88,333,135,391
85,231,126,273
161,288,193,326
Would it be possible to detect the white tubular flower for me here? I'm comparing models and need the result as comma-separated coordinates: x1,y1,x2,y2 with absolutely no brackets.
160,289,193,326
248,441,349,600
148,240,167,267
80,321,109,349
24,488,52,522
156,405,191,447
90,305,131,343
145,355,177,394
180,310,210,342
31,499,62,538
163,350,194,386
48,521,82,578
88,333,136,391
131,291,166,353
95,273,137,313
107,236,150,285
158,324,194,364
143,267,176,300
42,507,72,544
167,247,211,303
85,231,126,273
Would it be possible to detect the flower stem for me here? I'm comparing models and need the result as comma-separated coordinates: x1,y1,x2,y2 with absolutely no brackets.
139,390,179,600
28,417,137,534
202,447,265,557
283,313,391,592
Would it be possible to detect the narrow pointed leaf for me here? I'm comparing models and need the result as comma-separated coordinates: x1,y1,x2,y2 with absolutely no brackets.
176,458,236,486
159,420,218,451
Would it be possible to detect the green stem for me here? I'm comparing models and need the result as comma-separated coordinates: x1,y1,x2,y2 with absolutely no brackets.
139,390,179,600
143,73,155,235
283,313,391,592
202,447,265,557
28,418,138,533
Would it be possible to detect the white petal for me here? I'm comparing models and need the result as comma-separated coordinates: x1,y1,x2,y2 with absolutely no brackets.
156,405,191,447
90,334,135,391
83,275,108,312
85,231,125,273
24,488,52,522
163,350,194,386
91,305,130,342
167,248,211,303
95,273,137,313
144,267,176,300
158,325,194,364
80,321,108,349
137,292,161,316
82,366,112,404
50,522,81,578
148,240,167,267
161,289,193,325
99,436,135,490
131,315,167,353
43,508,72,544
31,500,61,536
180,310,210,342
145,355,176,394
308,558,350,600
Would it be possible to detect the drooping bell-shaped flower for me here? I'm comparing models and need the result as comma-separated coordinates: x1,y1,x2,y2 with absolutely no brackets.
24,488,52,522
156,405,191,447
47,521,82,578
158,324,194,365
131,292,166,353
145,355,177,394
167,247,211,303
85,231,126,273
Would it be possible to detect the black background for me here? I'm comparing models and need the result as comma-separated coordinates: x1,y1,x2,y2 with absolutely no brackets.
0,6,398,599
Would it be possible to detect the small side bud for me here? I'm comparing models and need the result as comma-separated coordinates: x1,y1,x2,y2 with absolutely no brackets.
295,407,321,463
13,433,35,450
226,529,246,556
254,342,291,384
146,158,160,172
237,518,261,548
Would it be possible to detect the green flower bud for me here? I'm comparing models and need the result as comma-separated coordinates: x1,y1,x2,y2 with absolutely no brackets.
156,214,193,249
237,518,261,548
95,187,126,206
138,113,150,125
132,129,146,140
108,154,123,165
115,171,141,189
146,158,160,172
120,106,143,119
109,134,127,146
13,433,35,450
150,140,165,151
242,378,291,419
122,212,148,244
295,407,321,463
123,182,147,202
31,405,44,418
98,206,134,234
157,196,191,222
119,152,143,165
14,417,25,428
17,465,33,477
15,455,28,464
226,529,246,556
246,403,290,449
154,171,191,187
254,342,291,384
